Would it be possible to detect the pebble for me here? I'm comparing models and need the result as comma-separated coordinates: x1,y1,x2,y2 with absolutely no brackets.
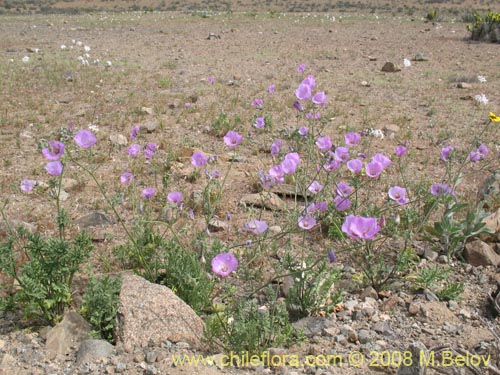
448,300,458,311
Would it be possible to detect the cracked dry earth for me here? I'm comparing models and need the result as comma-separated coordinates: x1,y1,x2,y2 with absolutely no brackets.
0,8,500,375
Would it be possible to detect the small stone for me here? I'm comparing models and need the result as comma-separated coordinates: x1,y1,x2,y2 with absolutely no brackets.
360,80,370,87
423,248,438,261
358,330,371,344
140,121,159,134
480,208,500,242
141,107,154,115
368,56,377,61
208,218,230,232
360,286,378,301
46,311,91,355
459,309,471,319
146,351,158,363
457,82,472,89
134,353,145,363
408,302,420,315
76,339,115,365
424,289,440,302
57,93,73,104
269,225,281,234
240,192,285,211
115,362,127,373
464,240,500,266
414,53,428,61
381,62,401,72
448,300,458,311
109,134,128,146
372,321,393,336
380,296,403,312
382,124,400,137
75,211,114,229
438,255,448,263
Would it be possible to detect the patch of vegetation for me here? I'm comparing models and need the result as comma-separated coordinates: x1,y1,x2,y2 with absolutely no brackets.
468,11,500,43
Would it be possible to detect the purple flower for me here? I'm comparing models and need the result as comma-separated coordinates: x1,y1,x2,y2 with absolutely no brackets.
347,159,362,174
42,141,65,161
45,161,63,176
20,179,36,192
208,169,221,179
327,250,336,263
295,83,312,101
223,131,243,147
252,98,263,108
127,144,142,157
259,170,276,188
302,75,315,89
269,165,285,183
344,132,361,147
312,91,327,106
281,152,300,174
307,201,327,214
372,153,391,169
141,187,155,199
191,151,209,168
441,146,454,162
314,113,321,119
207,76,215,84
334,146,349,163
430,183,454,197
335,182,351,197
185,102,191,107
298,216,316,230
146,143,158,152
271,140,282,156
308,180,324,194
130,125,140,140
323,159,340,172
167,191,183,206
74,129,96,148
388,186,409,205
478,144,488,156
245,219,268,235
297,63,306,73
268,84,275,94
120,172,134,184
298,126,309,136
365,161,383,178
212,252,238,277
393,146,405,158
341,215,381,240
293,101,304,112
334,196,351,211
468,151,481,162
254,117,265,129
316,136,332,151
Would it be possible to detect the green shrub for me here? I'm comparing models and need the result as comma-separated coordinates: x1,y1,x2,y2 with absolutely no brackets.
468,11,500,43
81,274,122,343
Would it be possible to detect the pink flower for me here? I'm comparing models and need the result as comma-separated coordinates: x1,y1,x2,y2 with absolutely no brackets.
42,141,65,161
74,129,96,148
191,151,209,168
312,91,327,106
295,83,312,101
342,215,380,240
298,216,316,230
20,179,36,192
254,117,265,129
334,196,351,211
281,152,300,174
268,84,275,94
245,219,268,235
372,153,391,169
212,253,238,277
141,187,155,199
308,180,323,194
120,172,134,184
388,186,409,205
344,132,361,147
347,159,362,173
297,64,306,73
45,161,63,176
167,191,183,206
223,131,243,147
365,161,383,178
395,145,407,157
316,136,332,151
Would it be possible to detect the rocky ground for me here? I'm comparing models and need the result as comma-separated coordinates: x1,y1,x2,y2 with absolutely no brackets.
0,6,500,375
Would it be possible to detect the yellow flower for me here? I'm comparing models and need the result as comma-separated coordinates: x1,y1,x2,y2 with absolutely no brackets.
490,112,500,122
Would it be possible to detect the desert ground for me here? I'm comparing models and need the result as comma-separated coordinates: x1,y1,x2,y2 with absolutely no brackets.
0,2,499,374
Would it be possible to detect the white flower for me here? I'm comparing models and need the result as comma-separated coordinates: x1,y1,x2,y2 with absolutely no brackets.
60,44,67,50
22,56,30,63
477,75,487,83
76,41,83,46
84,45,91,52
403,58,411,67
106,60,112,67
474,94,488,106
88,124,99,132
